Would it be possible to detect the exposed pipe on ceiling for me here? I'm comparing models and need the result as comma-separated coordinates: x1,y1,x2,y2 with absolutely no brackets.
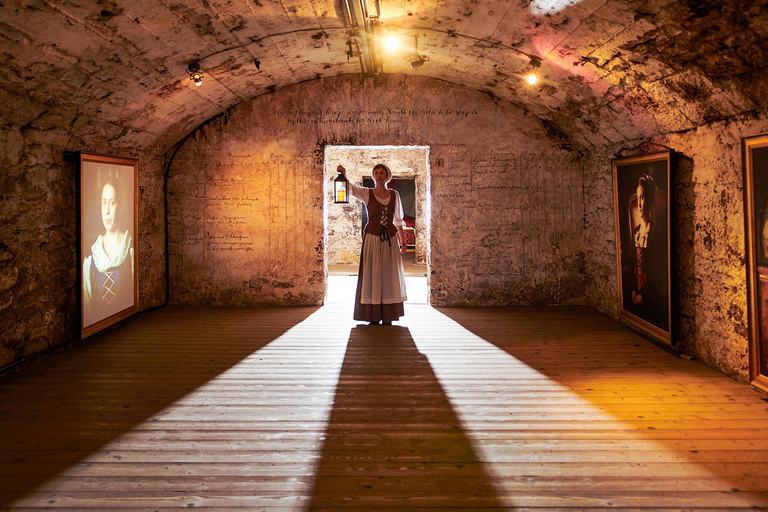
343,0,379,75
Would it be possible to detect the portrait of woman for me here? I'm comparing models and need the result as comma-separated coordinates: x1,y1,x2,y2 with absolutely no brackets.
613,151,671,343
627,174,665,328
335,163,408,325
81,162,136,331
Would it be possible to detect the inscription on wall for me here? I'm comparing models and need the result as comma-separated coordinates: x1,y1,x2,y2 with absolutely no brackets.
274,107,479,126
429,145,580,294
168,75,584,307
169,150,321,305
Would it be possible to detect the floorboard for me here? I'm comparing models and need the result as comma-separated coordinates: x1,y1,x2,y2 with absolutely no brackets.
1,283,768,510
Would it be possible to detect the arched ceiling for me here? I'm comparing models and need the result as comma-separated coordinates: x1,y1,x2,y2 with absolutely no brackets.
2,0,767,153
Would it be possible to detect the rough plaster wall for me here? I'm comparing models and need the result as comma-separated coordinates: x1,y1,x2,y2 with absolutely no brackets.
325,146,429,266
0,120,167,370
584,115,768,383
168,75,585,307
167,129,325,306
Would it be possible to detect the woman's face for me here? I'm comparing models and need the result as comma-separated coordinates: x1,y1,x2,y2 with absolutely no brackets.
101,183,119,233
372,166,389,185
637,184,649,221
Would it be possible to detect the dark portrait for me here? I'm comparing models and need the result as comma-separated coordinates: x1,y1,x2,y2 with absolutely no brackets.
613,152,671,343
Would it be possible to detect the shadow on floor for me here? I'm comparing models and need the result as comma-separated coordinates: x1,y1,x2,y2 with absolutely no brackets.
307,324,503,510
434,305,768,508
0,306,318,507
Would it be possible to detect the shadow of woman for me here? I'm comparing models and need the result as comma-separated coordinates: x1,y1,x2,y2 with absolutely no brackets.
308,324,503,510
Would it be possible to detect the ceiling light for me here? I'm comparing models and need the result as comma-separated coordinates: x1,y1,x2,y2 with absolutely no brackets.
526,74,538,85
410,58,425,68
187,61,203,86
384,35,399,52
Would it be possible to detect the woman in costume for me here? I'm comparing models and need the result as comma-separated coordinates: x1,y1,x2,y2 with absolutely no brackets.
82,174,135,326
336,163,407,325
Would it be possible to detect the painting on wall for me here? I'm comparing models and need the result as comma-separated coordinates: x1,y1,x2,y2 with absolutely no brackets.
742,133,768,392
612,151,672,345
79,152,139,338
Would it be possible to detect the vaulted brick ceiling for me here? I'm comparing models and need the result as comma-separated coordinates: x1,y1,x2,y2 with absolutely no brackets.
3,0,767,153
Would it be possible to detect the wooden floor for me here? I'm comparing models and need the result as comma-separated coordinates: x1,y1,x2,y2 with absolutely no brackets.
2,289,768,510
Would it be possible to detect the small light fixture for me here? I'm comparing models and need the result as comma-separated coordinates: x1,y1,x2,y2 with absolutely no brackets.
384,35,399,52
254,58,261,70
409,36,428,69
334,171,349,204
525,56,541,85
187,60,203,86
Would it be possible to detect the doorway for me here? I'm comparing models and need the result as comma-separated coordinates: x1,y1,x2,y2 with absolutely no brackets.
324,145,430,305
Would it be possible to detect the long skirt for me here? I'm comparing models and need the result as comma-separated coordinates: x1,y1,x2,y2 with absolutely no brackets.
354,233,407,323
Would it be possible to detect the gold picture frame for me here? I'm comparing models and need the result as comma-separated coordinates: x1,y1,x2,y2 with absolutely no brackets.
612,151,673,345
79,152,139,338
742,133,768,392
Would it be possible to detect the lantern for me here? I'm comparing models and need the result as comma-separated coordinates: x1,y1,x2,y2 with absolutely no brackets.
334,171,349,203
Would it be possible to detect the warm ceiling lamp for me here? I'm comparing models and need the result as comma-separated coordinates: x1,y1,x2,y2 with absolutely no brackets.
384,35,399,52
187,61,203,86
525,56,541,85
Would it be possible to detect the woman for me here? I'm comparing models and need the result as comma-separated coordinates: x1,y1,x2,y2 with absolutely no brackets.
82,174,134,326
337,163,408,325
630,174,664,327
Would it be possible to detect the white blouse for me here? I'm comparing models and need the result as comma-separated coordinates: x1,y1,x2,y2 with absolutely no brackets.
634,222,650,248
347,182,406,228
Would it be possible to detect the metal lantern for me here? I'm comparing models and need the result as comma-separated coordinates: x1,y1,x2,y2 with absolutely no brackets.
334,172,349,203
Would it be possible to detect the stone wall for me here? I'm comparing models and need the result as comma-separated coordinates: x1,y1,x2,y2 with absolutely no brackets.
0,116,167,370
167,74,585,307
583,115,768,383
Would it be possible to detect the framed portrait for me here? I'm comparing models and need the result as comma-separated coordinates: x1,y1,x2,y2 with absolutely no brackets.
612,151,672,345
742,133,768,392
79,152,139,338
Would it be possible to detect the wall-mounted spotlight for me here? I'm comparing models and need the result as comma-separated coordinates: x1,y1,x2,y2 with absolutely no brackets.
525,56,541,85
409,36,428,69
187,60,203,86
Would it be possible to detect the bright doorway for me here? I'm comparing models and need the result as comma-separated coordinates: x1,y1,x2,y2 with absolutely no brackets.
324,145,430,305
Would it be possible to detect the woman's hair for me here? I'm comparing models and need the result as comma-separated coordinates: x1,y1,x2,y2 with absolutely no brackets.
372,163,392,183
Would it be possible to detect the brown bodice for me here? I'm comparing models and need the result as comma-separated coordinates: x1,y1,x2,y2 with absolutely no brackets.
364,189,398,238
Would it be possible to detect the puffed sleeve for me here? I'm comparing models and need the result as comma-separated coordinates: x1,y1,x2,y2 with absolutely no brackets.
347,181,370,204
392,190,405,228
82,256,93,309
